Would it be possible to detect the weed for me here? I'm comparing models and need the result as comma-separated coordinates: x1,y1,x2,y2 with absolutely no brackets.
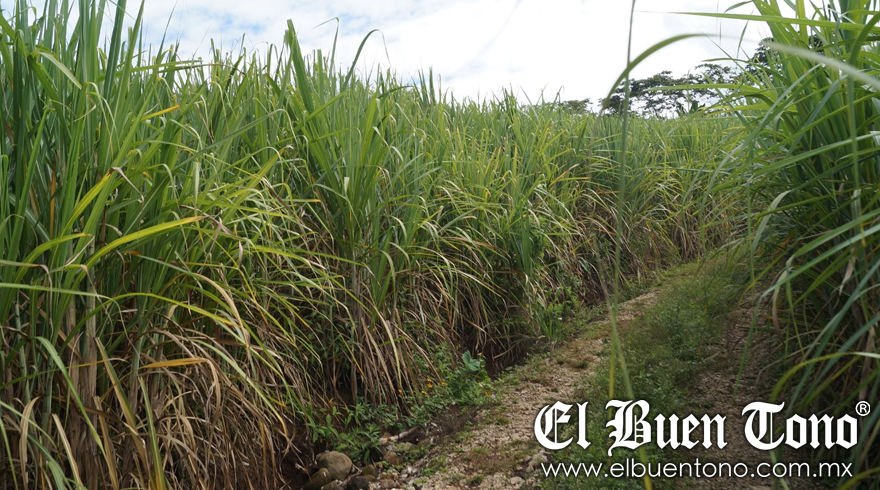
467,475,485,486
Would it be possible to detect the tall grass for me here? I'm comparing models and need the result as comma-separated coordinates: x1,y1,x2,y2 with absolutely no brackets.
0,1,738,488
703,0,880,486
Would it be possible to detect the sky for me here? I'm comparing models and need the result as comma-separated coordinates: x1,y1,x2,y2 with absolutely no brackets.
17,0,773,103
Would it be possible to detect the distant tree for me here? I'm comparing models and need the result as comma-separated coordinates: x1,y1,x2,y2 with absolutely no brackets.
697,63,739,86
601,63,737,117
557,39,822,118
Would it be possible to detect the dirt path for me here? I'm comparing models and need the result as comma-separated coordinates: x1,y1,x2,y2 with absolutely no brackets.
687,300,781,490
687,300,823,490
374,292,659,490
371,285,823,490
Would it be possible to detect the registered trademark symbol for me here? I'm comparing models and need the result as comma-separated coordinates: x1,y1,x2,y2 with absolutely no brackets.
856,401,871,416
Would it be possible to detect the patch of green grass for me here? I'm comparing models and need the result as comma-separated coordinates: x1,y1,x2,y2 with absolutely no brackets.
467,475,485,486
422,454,448,476
542,261,746,490
456,430,474,444
460,440,537,478
401,443,430,463
570,357,593,370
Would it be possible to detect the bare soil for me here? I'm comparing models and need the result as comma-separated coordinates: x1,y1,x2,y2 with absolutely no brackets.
370,289,829,490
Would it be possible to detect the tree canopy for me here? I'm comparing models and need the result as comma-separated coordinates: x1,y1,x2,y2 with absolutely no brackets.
596,38,827,117
601,63,739,117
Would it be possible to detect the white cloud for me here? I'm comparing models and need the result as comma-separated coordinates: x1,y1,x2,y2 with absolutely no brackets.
14,0,770,101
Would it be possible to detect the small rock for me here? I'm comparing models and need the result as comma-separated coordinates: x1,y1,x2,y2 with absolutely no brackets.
346,475,370,490
379,480,397,490
303,468,332,490
383,452,401,466
524,450,546,472
509,476,524,487
320,482,344,490
380,471,396,480
317,451,353,481
362,464,379,478
483,473,505,489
